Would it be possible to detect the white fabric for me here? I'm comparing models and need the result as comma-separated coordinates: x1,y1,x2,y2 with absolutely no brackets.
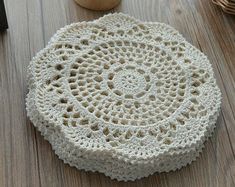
26,13,221,181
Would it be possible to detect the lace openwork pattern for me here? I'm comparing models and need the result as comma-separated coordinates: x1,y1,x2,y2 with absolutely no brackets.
26,13,221,181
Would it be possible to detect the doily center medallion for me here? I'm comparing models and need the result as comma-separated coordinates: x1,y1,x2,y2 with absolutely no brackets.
66,40,189,127
113,70,147,95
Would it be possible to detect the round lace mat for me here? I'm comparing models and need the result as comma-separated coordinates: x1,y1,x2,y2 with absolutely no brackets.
26,13,221,181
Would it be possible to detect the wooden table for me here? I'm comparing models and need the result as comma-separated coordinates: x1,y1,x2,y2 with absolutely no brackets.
0,0,235,186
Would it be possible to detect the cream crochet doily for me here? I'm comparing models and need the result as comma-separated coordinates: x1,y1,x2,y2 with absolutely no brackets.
26,13,221,181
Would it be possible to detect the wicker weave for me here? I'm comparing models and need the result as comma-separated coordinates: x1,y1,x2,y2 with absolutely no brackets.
213,0,235,15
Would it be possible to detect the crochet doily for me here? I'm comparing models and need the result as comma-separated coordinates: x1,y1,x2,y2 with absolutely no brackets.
26,13,221,181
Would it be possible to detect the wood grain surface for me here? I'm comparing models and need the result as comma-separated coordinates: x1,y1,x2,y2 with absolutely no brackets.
0,0,235,186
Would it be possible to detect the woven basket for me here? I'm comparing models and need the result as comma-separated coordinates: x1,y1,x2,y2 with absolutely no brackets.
212,0,235,15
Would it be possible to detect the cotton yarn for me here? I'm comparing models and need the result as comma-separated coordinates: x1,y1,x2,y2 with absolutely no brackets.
26,13,221,181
